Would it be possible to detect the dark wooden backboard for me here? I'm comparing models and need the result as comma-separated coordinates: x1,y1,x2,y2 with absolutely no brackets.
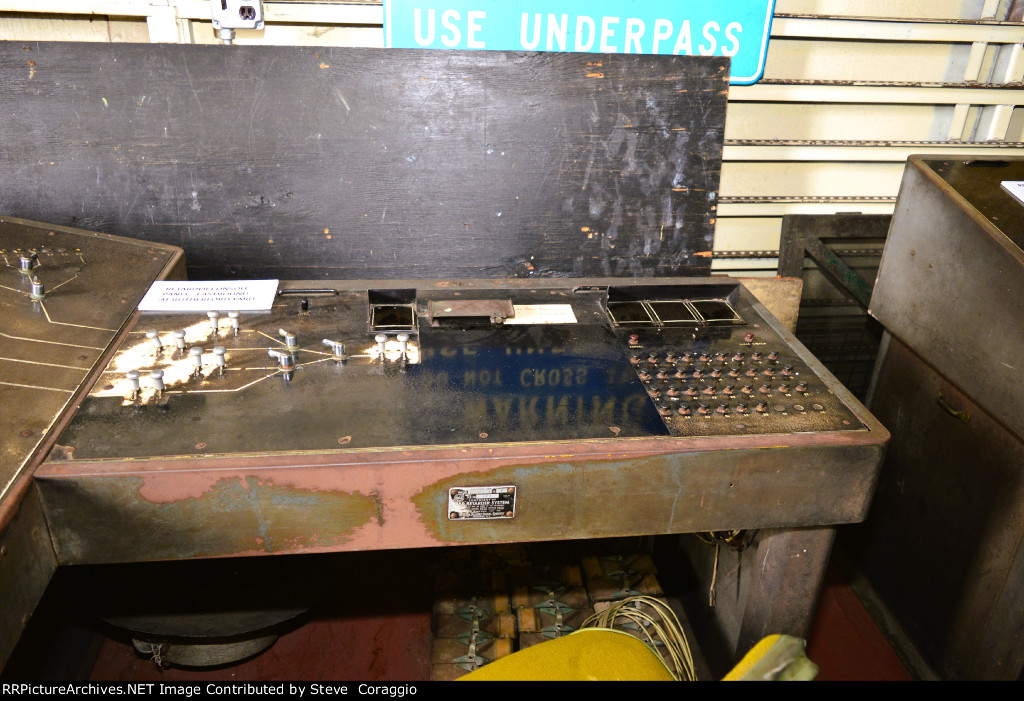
0,43,727,280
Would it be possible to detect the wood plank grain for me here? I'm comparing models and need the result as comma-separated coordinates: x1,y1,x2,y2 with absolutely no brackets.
0,43,727,279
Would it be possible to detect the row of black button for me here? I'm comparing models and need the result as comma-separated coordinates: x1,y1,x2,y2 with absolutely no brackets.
638,366,797,381
631,350,781,364
646,381,809,398
657,400,827,416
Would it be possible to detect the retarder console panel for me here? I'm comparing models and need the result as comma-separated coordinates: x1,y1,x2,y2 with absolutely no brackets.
53,279,865,460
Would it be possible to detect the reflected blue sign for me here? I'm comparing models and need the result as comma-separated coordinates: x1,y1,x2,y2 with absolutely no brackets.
384,0,776,85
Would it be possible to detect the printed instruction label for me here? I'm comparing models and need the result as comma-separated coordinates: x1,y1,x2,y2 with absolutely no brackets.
448,485,517,520
505,304,578,325
1001,181,1024,206
138,280,280,312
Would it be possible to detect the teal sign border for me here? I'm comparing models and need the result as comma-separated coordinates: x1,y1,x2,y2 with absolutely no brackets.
384,0,776,85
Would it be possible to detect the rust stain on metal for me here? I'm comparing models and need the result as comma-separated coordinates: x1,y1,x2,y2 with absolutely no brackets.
408,444,880,546
118,475,379,556
371,491,385,526
586,72,605,78
411,455,688,544
338,436,352,445
48,445,73,461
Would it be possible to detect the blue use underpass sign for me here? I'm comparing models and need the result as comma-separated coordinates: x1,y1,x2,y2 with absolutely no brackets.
384,0,776,85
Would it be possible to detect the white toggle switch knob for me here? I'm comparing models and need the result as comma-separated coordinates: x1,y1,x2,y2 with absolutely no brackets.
375,333,388,357
397,332,410,357
212,346,227,374
126,370,141,393
146,329,163,351
150,369,165,392
207,310,220,332
173,329,186,350
229,311,240,335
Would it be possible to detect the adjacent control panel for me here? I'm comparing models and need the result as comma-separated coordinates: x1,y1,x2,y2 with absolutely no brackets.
49,279,865,463
0,216,182,501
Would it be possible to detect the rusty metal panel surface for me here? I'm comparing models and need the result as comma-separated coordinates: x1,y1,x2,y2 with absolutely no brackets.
868,156,1024,442
35,440,885,565
34,277,887,565
851,337,1024,680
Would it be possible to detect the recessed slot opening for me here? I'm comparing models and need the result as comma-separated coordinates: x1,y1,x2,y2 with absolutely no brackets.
606,301,654,325
690,300,742,324
369,289,418,330
607,283,740,303
427,299,514,327
647,301,698,324
604,287,744,327
371,305,416,329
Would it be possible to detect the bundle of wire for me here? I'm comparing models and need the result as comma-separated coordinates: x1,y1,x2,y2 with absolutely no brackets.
694,530,753,606
579,596,697,681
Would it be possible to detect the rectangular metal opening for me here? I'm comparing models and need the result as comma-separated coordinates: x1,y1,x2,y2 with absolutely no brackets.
690,300,743,324
371,304,416,329
369,289,417,330
606,301,654,325
647,300,699,324
427,299,514,327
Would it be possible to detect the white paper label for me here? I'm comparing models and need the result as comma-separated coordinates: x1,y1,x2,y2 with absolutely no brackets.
1001,180,1024,206
138,280,279,312
505,304,577,325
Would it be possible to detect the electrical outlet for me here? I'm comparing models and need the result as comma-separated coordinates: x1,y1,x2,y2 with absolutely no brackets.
210,0,265,31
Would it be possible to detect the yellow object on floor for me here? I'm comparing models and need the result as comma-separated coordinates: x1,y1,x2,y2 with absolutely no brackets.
722,634,819,681
458,630,818,681
458,629,675,681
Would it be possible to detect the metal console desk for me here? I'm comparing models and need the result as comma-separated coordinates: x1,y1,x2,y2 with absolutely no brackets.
0,43,886,673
